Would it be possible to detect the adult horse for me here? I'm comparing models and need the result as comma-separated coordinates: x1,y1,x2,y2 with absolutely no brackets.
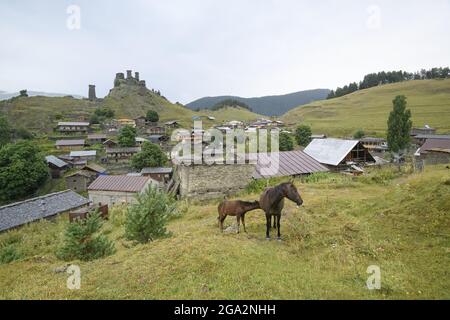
259,181,303,240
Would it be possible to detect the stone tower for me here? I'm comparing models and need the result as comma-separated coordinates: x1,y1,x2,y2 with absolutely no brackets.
135,72,140,81
88,85,97,101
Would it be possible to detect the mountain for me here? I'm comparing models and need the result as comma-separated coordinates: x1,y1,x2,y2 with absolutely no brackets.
186,89,331,116
281,79,450,137
0,90,84,101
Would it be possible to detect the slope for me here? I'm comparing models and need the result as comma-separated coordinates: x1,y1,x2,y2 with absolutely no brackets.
281,79,450,137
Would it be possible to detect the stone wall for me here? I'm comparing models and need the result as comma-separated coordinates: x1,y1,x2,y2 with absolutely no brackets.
176,163,256,200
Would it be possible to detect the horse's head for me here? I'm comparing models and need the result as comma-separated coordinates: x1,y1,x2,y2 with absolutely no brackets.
284,182,303,207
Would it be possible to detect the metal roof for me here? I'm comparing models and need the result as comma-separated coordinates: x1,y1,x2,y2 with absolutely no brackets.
87,134,107,139
0,191,90,232
414,134,450,140
253,151,329,179
55,139,85,146
45,155,69,168
106,147,141,154
57,122,90,126
419,138,450,154
141,167,173,174
82,163,107,174
88,175,151,192
70,150,97,157
304,138,360,166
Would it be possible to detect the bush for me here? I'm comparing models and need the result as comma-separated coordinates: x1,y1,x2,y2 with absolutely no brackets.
57,211,115,261
125,187,177,244
295,125,312,147
131,141,168,170
0,245,22,264
279,132,294,151
353,129,365,139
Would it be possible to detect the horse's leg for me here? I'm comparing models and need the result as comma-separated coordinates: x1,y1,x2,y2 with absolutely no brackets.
266,215,271,240
242,214,247,233
220,215,226,233
277,215,281,240
273,217,277,229
236,215,241,234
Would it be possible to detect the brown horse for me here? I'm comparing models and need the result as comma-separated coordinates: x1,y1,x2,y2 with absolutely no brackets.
259,181,303,240
218,200,260,233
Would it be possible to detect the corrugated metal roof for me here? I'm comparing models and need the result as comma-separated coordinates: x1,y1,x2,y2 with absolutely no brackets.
45,155,69,168
55,139,85,146
88,134,107,139
70,150,97,157
82,163,106,174
419,138,450,154
88,176,151,192
304,139,360,166
141,167,173,174
57,122,90,126
0,191,90,232
253,151,329,179
106,147,141,154
415,134,450,140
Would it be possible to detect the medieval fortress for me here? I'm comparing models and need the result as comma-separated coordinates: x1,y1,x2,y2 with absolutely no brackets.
88,69,148,101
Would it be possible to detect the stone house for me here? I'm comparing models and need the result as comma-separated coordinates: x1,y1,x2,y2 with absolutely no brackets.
65,170,98,193
87,134,107,145
141,167,173,184
415,138,450,164
57,122,90,134
45,155,70,179
106,147,141,163
69,150,97,162
147,126,166,135
88,175,157,207
55,139,85,151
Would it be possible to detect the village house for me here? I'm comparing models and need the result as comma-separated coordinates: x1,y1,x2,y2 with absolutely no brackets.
304,138,375,171
411,125,436,137
65,170,98,193
57,122,90,134
415,138,450,164
45,155,70,179
148,135,167,145
253,150,329,179
115,118,136,128
87,134,107,145
412,134,450,146
147,126,166,135
141,167,173,184
165,120,180,129
134,116,147,128
70,150,97,162
135,137,149,146
360,137,388,153
57,155,87,169
55,139,85,151
103,139,118,148
82,163,107,175
87,175,157,207
0,190,90,233
106,147,141,163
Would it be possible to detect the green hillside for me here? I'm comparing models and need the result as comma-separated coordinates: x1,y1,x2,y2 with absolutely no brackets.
0,85,262,132
281,79,450,137
0,165,449,299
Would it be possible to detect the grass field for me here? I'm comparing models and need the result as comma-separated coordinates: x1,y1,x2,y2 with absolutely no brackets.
282,79,450,137
1,165,449,299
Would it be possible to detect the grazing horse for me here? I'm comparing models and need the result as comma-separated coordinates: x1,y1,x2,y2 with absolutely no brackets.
218,200,260,233
259,182,303,240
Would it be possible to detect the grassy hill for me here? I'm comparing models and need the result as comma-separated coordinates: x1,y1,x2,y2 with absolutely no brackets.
0,85,262,132
1,165,449,299
281,79,450,137
187,89,330,117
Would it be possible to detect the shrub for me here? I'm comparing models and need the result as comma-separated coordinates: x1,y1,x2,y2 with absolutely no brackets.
0,245,22,264
125,187,177,244
57,211,115,261
295,125,312,147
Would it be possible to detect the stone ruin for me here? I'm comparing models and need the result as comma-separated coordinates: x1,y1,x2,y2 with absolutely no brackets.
88,85,97,101
114,70,147,91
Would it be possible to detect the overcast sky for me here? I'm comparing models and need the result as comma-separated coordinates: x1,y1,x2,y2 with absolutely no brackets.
0,0,449,103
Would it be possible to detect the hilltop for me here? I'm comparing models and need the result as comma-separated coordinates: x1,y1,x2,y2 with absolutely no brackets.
0,165,449,299
186,89,330,116
0,90,84,101
282,79,450,137
0,74,263,132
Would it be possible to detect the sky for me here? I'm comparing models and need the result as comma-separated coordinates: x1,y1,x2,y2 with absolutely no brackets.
0,0,449,103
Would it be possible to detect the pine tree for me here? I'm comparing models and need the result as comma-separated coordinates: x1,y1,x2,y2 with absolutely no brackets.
387,95,412,154
57,211,115,261
295,125,312,147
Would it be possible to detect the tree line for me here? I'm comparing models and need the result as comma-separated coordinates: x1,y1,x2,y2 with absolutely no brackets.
327,67,450,99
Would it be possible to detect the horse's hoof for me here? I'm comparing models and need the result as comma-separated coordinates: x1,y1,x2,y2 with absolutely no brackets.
266,237,271,241
277,237,282,242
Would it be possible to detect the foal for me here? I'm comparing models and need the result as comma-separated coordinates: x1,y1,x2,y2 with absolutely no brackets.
218,200,260,233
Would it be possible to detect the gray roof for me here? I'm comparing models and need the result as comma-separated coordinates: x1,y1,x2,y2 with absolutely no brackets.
253,151,329,179
57,122,90,127
141,167,173,174
304,139,360,166
0,191,90,232
45,155,69,168
70,150,97,157
414,134,450,140
55,139,85,146
106,147,141,154
88,176,151,192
